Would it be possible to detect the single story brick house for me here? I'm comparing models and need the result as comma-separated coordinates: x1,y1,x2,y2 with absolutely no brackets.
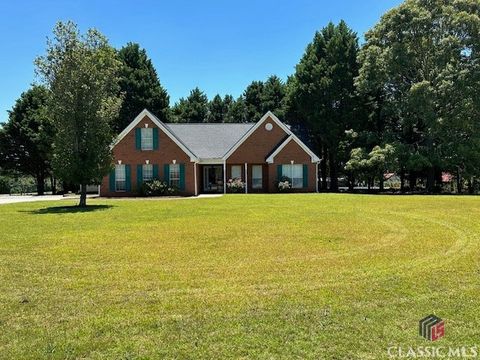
100,109,320,196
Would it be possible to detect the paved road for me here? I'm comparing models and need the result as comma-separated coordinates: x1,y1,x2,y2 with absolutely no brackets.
0,195,77,205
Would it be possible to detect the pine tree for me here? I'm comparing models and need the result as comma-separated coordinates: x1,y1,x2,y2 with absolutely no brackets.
115,43,169,132
289,21,360,191
261,75,286,118
225,97,247,123
207,94,224,123
0,85,54,195
243,81,264,121
172,87,208,123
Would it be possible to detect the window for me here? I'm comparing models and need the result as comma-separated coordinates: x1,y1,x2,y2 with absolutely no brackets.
141,128,153,150
281,164,303,189
231,165,242,180
169,164,180,188
252,165,262,189
143,164,153,181
115,164,126,191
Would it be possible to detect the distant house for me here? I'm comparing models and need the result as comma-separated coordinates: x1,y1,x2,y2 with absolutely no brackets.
100,109,320,196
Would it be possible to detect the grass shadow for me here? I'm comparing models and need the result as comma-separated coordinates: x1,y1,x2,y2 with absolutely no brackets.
22,204,113,215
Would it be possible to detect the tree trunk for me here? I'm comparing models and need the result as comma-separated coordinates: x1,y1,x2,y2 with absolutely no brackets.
348,175,354,192
379,174,384,192
467,178,474,194
328,151,338,192
456,167,462,194
409,173,417,191
36,173,45,195
426,166,435,193
79,184,87,207
50,175,57,195
320,145,328,190
400,170,405,192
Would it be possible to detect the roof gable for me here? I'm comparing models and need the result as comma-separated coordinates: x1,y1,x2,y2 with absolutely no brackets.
113,109,198,161
222,111,291,160
113,109,319,163
266,135,320,163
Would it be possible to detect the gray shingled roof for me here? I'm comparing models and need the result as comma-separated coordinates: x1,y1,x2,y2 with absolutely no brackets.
166,123,255,159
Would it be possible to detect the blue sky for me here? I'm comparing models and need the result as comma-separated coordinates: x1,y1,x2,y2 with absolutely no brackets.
0,0,403,123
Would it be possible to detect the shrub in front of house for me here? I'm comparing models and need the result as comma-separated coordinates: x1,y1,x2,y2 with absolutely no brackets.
226,178,245,193
276,176,292,192
140,180,178,196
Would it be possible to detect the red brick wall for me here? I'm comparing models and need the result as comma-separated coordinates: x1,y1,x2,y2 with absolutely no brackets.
100,115,196,196
226,116,288,164
101,114,318,196
268,140,317,192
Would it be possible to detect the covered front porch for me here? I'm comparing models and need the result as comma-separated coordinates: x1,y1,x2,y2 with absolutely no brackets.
197,163,268,194
200,164,224,193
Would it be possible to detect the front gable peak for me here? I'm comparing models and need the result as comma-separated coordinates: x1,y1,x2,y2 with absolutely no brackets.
113,109,197,161
223,111,291,160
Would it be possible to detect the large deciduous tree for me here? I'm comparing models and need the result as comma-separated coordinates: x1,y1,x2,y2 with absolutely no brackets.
35,21,123,206
115,43,169,132
289,21,360,191
356,0,480,193
0,85,54,195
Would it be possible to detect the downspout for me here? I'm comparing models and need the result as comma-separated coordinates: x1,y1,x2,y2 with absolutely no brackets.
316,161,319,193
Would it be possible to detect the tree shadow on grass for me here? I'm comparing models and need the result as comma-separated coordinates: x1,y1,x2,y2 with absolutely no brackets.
22,204,113,215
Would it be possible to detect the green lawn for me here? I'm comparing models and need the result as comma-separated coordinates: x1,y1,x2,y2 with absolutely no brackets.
0,194,479,359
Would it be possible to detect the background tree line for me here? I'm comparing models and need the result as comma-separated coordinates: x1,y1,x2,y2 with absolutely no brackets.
0,0,478,202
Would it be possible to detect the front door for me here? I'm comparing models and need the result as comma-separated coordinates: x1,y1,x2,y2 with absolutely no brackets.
203,165,224,192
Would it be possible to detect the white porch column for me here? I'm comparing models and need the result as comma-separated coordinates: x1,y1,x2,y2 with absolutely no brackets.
194,162,198,196
223,160,227,194
244,163,248,194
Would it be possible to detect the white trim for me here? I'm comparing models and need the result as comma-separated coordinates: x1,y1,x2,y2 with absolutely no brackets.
112,109,198,162
222,111,291,160
266,135,320,164
197,158,224,165
244,163,248,194
223,161,227,194
194,162,198,196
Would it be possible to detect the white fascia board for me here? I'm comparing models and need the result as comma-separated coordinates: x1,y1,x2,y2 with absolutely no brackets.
222,111,291,160
112,109,198,162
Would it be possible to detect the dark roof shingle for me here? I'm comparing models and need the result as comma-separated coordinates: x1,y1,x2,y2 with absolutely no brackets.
166,123,254,159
